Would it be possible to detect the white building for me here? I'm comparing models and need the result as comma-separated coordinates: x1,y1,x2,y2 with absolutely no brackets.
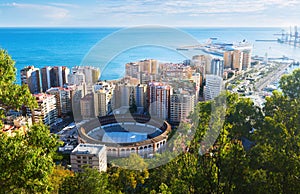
71,143,107,172
68,72,85,86
204,75,223,101
71,66,100,94
94,81,114,116
32,93,57,125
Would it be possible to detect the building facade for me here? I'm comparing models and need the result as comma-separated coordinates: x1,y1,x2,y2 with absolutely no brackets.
170,93,195,123
21,66,41,94
41,66,70,92
46,87,73,117
32,93,57,125
147,82,172,120
204,75,223,101
210,58,224,77
71,143,107,172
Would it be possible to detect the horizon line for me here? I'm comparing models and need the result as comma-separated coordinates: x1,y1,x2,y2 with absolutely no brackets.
0,25,287,29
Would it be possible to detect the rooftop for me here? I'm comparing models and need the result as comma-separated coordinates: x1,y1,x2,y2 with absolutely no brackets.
72,143,106,156
33,93,55,102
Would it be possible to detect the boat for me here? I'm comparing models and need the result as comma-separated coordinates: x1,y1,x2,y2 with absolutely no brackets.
176,48,189,51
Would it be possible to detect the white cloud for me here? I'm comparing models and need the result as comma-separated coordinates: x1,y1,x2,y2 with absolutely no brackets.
2,2,70,19
1,0,300,27
92,0,300,16
48,3,79,9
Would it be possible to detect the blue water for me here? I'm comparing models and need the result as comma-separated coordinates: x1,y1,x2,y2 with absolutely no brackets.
1,27,300,83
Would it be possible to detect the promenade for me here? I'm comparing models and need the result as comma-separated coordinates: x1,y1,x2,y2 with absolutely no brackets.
255,62,291,92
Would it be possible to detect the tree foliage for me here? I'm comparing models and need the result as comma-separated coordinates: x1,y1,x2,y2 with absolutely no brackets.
0,50,61,193
0,49,37,128
279,68,300,99
59,167,110,194
0,124,62,193
2,50,300,193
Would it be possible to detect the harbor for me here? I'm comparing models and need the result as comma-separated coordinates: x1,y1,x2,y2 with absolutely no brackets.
274,26,300,47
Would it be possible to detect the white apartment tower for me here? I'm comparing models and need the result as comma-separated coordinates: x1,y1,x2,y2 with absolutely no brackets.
32,93,57,125
204,75,223,101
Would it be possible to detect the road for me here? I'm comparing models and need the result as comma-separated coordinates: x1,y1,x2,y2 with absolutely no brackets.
255,63,291,91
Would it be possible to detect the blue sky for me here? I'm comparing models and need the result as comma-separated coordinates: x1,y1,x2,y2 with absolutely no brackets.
0,0,299,27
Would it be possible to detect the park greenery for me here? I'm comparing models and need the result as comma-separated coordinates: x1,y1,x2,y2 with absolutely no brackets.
1,49,300,193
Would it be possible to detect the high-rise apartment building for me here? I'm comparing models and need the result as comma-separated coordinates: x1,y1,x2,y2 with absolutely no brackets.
210,58,224,77
224,42,252,72
242,50,252,70
139,59,158,74
112,83,134,110
71,66,100,93
80,94,96,120
170,92,195,123
204,75,223,101
135,84,147,108
147,82,172,120
41,66,70,92
95,89,111,116
20,66,41,94
32,93,57,125
46,87,73,117
71,66,100,83
41,66,51,92
125,62,140,79
223,51,233,69
125,60,158,83
68,72,87,96
232,50,243,71
192,55,212,75
94,81,114,116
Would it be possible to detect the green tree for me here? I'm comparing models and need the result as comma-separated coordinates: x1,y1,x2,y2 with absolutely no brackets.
109,154,149,193
248,88,300,193
0,124,62,193
279,68,300,99
59,167,110,194
0,49,37,128
0,50,61,193
225,92,263,139
129,96,137,113
49,166,73,194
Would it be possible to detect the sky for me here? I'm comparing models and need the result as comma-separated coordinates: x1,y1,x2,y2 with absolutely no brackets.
0,0,300,27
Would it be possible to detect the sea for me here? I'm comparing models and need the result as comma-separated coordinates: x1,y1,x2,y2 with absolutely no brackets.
0,27,300,84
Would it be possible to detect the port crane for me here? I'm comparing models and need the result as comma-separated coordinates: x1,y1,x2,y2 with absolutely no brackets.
274,26,300,47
